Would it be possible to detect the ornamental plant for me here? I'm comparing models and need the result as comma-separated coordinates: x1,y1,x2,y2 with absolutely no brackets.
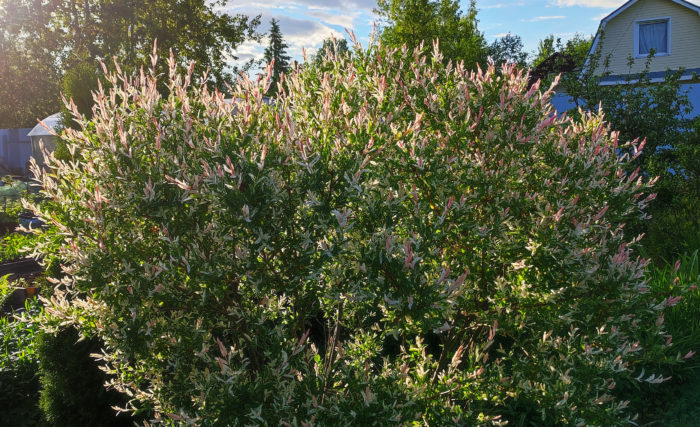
28,39,693,425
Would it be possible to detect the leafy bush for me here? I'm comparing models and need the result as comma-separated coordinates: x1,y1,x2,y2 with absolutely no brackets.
2,280,130,426
32,256,63,298
643,117,700,259
29,41,694,424
0,284,43,427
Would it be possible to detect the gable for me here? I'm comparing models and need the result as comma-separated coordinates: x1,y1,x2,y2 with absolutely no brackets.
587,0,700,76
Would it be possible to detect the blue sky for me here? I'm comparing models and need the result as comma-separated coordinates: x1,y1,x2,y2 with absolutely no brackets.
225,0,630,68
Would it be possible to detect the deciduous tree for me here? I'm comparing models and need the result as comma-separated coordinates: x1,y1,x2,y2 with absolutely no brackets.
313,37,350,64
488,33,527,67
375,0,487,69
0,0,261,127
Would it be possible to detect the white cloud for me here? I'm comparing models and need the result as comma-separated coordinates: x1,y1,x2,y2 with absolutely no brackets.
219,0,375,75
551,0,625,7
228,0,376,12
523,15,566,22
233,40,264,63
276,15,341,47
228,14,343,70
306,10,358,28
491,32,510,38
481,1,525,9
223,7,346,48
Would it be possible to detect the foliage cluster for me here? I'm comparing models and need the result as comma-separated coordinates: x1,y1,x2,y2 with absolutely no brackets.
28,41,694,424
0,200,22,234
646,251,700,357
531,34,592,71
628,250,700,423
488,33,528,68
0,180,31,233
2,276,136,425
60,57,104,128
529,34,593,85
313,37,350,65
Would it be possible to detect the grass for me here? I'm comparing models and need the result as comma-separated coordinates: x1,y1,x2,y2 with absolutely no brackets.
647,250,700,347
639,250,700,425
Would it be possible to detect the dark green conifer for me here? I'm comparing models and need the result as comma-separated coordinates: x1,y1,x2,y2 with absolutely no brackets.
263,19,291,96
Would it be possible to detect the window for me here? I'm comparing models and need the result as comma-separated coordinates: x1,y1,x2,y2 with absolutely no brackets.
635,18,670,57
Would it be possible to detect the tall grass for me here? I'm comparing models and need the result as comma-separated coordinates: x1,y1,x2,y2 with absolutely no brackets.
641,250,700,425
647,250,700,351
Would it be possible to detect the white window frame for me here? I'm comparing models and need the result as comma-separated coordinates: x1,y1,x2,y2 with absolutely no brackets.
634,16,672,58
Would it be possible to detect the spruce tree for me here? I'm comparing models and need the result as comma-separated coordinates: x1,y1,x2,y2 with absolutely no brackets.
263,19,291,96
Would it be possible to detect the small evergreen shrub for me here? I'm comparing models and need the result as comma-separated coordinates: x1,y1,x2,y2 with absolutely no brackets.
0,290,43,427
37,326,135,426
28,41,695,424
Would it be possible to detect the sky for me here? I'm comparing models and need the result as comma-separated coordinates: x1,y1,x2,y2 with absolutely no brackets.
224,0,634,70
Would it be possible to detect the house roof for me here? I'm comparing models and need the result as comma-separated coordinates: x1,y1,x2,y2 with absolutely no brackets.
583,0,700,72
26,113,61,137
602,0,700,25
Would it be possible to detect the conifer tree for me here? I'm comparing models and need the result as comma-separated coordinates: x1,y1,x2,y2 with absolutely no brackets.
263,19,291,96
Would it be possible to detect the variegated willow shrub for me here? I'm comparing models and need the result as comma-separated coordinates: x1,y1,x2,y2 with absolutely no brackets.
28,40,694,425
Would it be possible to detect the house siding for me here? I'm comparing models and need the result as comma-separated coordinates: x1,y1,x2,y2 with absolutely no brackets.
551,82,700,119
594,0,700,75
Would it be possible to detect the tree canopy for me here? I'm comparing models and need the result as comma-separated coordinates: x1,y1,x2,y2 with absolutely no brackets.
313,37,350,64
0,0,260,128
529,34,592,84
375,0,487,69
488,33,527,67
